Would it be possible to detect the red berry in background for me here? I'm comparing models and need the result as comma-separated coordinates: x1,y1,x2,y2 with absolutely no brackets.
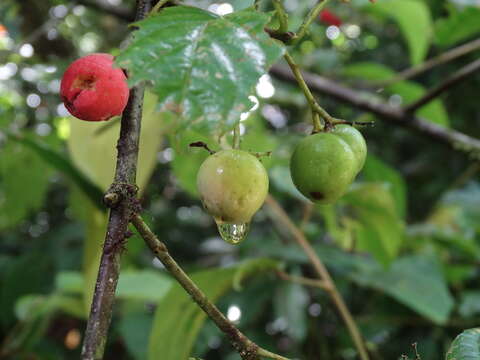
60,53,129,121
319,10,342,27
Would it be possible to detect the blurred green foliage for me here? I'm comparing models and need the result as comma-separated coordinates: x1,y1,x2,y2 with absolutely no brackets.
1,0,480,359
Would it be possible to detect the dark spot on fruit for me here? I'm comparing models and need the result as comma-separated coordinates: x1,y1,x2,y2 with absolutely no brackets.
72,74,97,90
310,191,324,200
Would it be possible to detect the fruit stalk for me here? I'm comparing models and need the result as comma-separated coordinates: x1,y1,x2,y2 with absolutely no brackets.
80,1,150,359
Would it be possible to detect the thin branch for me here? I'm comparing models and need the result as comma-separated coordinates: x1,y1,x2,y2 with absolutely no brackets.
130,214,290,360
265,195,370,360
277,270,332,290
293,0,330,44
75,0,135,21
150,0,172,15
81,1,150,359
284,52,326,130
380,37,480,86
270,64,480,159
404,58,480,113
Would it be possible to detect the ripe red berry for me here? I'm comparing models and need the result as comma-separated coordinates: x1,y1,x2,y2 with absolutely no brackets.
60,53,129,121
319,10,342,27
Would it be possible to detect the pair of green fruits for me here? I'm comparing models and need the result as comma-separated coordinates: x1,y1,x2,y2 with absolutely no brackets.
196,125,367,226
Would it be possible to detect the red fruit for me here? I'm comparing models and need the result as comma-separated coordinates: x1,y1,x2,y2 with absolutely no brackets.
60,53,129,121
319,10,342,27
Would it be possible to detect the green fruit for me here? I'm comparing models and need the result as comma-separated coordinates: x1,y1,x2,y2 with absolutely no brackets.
290,132,358,204
197,149,269,224
332,125,367,173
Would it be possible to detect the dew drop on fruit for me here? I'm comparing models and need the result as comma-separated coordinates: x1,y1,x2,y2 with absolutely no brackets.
214,219,250,245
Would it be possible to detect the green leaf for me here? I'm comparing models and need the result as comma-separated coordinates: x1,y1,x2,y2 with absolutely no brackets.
446,328,480,360
342,62,449,126
55,271,84,295
119,312,152,360
117,6,284,134
117,270,172,301
435,7,480,47
351,255,454,325
170,130,213,197
273,270,308,341
67,91,165,192
458,292,480,318
368,0,433,64
266,245,453,324
9,135,104,211
0,139,52,229
148,258,280,360
343,182,405,265
362,154,407,217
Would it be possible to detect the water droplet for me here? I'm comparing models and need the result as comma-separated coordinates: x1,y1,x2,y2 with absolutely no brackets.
214,219,250,245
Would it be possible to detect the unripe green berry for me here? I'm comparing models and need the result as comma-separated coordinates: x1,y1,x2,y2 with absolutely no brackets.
197,149,269,224
332,125,367,174
290,131,360,204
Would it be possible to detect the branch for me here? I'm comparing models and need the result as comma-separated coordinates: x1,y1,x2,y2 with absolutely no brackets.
270,64,480,159
380,38,480,86
293,0,329,44
81,1,150,359
265,195,370,360
75,0,135,22
404,58,480,113
130,214,290,360
277,270,332,290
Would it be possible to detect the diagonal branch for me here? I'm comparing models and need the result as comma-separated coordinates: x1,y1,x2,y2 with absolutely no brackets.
270,64,480,160
265,195,370,360
378,37,480,86
81,1,150,359
130,214,289,360
404,58,480,113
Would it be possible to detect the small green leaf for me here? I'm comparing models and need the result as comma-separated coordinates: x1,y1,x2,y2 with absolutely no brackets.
9,135,104,211
55,271,84,295
351,255,454,324
368,0,433,64
117,270,172,301
0,139,53,229
67,91,165,192
148,258,280,360
446,328,480,360
435,7,480,47
343,182,405,265
458,292,480,318
117,6,284,134
119,312,152,360
363,154,407,217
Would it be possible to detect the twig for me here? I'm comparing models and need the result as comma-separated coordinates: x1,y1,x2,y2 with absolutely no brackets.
130,214,290,360
277,270,332,290
81,1,150,359
150,0,172,15
265,195,370,360
270,64,480,159
283,52,327,130
299,202,314,230
404,58,480,113
293,0,330,44
379,38,480,86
